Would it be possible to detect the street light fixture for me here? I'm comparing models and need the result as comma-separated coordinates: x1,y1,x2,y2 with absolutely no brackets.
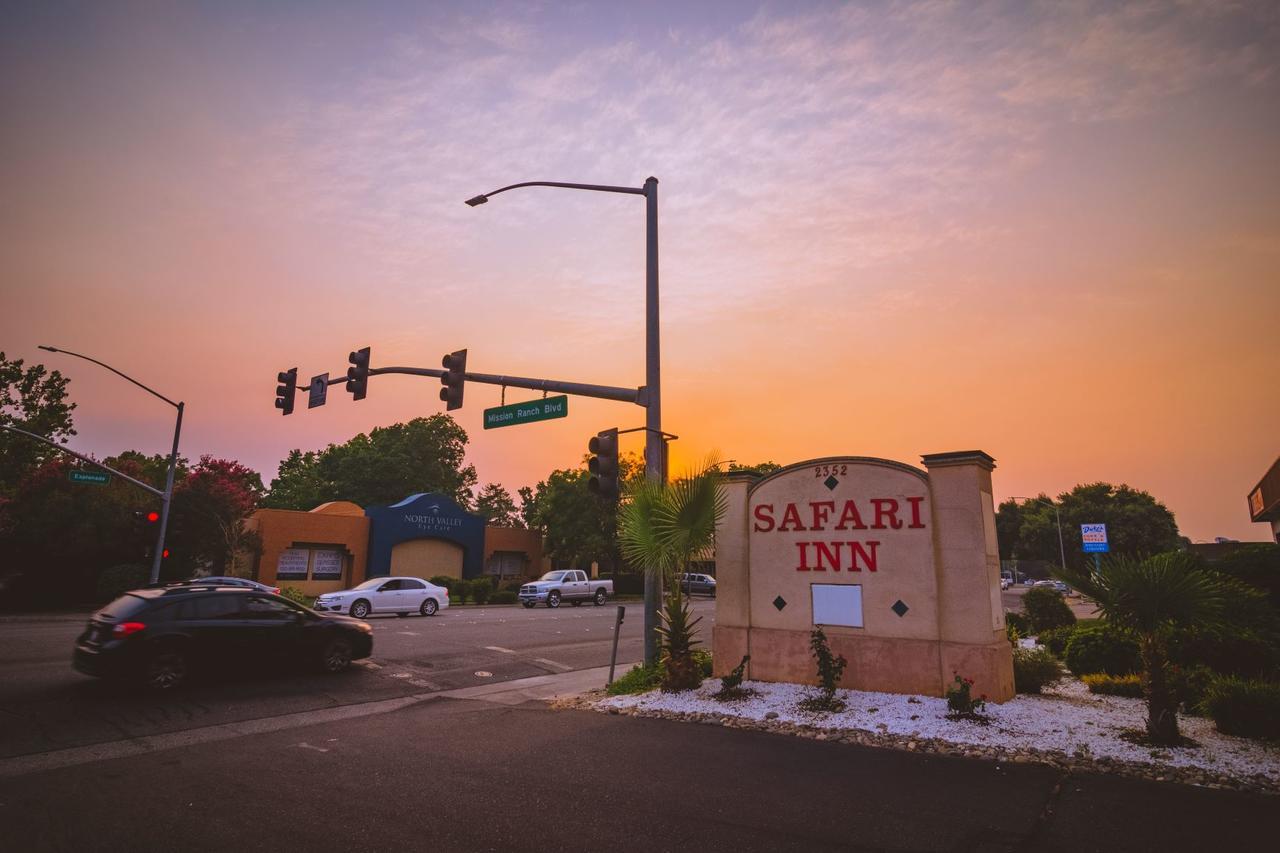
1011,495,1068,573
466,177,663,665
38,345,184,585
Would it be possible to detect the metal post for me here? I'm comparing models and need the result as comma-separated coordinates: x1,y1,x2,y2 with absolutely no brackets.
150,401,184,585
642,176,661,668
1054,505,1067,571
607,604,626,686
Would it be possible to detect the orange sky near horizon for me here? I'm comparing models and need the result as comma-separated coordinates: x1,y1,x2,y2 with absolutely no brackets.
2,1,1277,543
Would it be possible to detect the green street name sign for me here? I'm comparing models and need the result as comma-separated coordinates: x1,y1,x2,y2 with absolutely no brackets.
68,470,111,485
483,395,569,430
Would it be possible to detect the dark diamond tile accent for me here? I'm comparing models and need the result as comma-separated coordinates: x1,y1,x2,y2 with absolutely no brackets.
773,596,787,611
824,475,839,491
891,600,909,617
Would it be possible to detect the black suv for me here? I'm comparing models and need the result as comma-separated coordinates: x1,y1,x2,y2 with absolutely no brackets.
74,586,373,690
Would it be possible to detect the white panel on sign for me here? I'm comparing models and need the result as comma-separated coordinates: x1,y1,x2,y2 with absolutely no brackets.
312,550,344,579
811,584,863,628
277,548,309,578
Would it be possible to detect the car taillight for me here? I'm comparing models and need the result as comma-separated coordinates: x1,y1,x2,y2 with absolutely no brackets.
272,588,281,595
112,622,147,637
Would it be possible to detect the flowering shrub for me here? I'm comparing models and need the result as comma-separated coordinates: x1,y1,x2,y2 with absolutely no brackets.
945,673,988,720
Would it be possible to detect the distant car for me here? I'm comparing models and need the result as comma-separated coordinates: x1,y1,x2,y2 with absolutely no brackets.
675,573,717,597
1000,577,1011,590
174,576,280,595
518,571,613,608
313,577,449,619
1033,579,1073,596
73,586,372,690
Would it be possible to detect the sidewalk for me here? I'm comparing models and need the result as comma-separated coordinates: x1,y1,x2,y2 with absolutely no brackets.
441,662,634,706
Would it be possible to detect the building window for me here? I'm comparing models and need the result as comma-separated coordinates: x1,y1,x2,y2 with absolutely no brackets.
486,551,526,579
277,547,348,581
277,548,310,580
312,549,344,580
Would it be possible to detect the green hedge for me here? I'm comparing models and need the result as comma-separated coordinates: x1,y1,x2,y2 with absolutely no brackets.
96,564,149,601
1013,646,1063,694
1082,673,1144,698
1023,586,1076,633
1036,625,1076,657
1064,624,1141,677
490,590,518,605
1203,677,1280,740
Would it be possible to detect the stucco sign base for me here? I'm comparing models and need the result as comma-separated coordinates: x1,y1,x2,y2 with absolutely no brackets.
713,626,1014,703
711,453,1015,703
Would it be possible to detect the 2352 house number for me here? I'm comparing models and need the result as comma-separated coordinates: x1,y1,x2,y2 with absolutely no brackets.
814,464,848,478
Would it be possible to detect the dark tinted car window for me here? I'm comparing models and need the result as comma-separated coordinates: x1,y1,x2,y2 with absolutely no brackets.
400,579,424,590
244,596,294,618
99,594,150,621
378,580,402,592
177,594,242,621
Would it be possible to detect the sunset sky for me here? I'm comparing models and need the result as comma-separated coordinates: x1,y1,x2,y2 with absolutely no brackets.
3,1,1277,542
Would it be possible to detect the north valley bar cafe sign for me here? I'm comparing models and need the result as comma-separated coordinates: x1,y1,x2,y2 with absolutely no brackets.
752,495,927,572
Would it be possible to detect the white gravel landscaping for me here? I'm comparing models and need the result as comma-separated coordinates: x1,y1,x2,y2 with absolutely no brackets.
595,677,1280,791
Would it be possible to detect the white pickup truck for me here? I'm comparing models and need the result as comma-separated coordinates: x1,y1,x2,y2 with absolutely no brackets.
519,570,613,609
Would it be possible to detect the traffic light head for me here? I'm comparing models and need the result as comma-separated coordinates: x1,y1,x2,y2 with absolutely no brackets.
439,349,467,411
275,368,297,416
588,428,620,501
146,511,160,523
346,347,371,401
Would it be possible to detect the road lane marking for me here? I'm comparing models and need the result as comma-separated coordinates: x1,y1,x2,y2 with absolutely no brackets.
295,742,329,753
484,646,516,654
397,632,420,636
534,658,572,672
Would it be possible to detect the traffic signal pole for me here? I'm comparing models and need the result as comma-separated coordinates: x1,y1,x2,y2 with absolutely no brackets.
642,176,662,667
281,177,667,666
37,346,183,585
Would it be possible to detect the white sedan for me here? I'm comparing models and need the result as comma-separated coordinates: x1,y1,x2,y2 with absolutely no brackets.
314,577,449,618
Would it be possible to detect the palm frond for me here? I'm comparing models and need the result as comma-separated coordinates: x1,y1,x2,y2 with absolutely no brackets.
1057,552,1232,636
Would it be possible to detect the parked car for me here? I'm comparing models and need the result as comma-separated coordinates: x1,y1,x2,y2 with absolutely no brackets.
1033,579,1074,596
519,571,613,608
675,573,717,597
313,577,449,619
173,576,280,595
73,586,372,690
1000,577,1011,590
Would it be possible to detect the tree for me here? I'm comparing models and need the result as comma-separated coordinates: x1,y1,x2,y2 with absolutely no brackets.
474,483,522,527
728,461,782,477
0,352,76,494
170,456,264,576
996,483,1181,568
618,458,727,691
0,451,186,606
264,415,477,510
1057,552,1241,744
522,452,644,572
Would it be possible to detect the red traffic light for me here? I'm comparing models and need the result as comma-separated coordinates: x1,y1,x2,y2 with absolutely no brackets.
146,511,160,523
162,549,170,559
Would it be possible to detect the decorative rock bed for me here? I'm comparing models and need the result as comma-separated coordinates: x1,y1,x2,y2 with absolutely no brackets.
556,677,1280,794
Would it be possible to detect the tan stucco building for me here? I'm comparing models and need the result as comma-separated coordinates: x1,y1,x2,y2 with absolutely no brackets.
245,495,547,597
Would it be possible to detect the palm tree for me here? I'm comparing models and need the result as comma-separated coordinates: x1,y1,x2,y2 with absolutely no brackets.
618,458,727,692
1056,552,1232,744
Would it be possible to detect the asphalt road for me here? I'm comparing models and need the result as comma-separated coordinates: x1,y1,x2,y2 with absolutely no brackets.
0,693,1273,852
0,598,715,760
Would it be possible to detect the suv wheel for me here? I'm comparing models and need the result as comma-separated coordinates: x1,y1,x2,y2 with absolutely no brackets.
144,649,188,690
594,589,607,606
547,591,561,609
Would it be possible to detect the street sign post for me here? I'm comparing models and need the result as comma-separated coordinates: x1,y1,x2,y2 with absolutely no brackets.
68,469,111,485
483,395,568,430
